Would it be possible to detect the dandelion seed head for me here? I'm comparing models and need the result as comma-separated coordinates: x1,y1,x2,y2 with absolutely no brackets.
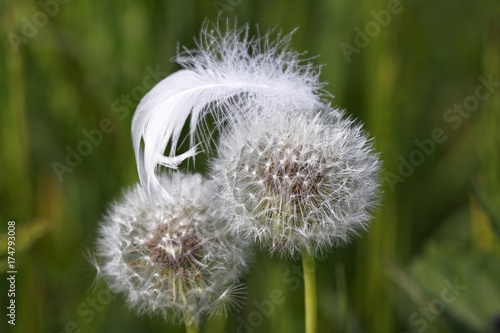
96,173,248,325
212,108,381,257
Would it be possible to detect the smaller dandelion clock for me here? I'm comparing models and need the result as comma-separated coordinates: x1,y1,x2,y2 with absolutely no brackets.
95,173,248,332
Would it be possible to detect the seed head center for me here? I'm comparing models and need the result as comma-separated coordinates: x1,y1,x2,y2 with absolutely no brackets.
263,154,323,202
145,223,204,271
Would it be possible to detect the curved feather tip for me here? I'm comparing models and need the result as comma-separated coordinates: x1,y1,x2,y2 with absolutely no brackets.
132,22,324,203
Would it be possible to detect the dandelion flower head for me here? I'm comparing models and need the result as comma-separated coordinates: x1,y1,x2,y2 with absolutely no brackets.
95,173,248,324
212,108,381,257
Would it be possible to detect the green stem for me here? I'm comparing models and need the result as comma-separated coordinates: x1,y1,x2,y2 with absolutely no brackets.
302,248,317,333
185,320,198,333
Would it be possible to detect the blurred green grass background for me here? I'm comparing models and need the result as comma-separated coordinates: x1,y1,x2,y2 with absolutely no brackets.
1,0,499,332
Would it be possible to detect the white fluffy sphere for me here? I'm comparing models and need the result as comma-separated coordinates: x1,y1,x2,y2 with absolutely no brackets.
96,173,248,325
211,108,381,257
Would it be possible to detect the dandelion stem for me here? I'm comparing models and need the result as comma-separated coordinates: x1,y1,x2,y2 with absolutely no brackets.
185,320,198,333
302,248,317,333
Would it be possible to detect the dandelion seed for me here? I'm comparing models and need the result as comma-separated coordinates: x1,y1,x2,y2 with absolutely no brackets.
95,173,248,326
209,283,247,317
82,247,103,293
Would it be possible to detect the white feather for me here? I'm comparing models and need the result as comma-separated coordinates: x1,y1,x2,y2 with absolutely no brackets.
132,23,324,203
